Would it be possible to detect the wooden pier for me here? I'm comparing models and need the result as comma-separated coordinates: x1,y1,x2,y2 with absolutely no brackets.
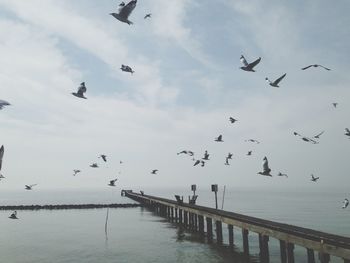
125,190,350,263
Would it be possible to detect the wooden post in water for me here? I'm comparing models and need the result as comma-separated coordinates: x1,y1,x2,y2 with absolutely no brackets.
242,229,249,256
280,240,287,263
259,234,269,263
307,248,315,263
216,220,223,244
287,243,295,263
318,252,330,263
198,215,205,235
228,224,234,247
206,217,213,243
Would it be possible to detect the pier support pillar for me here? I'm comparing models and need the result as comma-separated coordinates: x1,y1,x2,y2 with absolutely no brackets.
287,243,295,263
307,248,315,263
242,229,249,256
344,259,350,263
206,217,213,243
194,214,198,231
215,221,223,244
228,224,234,247
318,252,330,263
280,240,287,263
198,215,205,235
175,208,178,223
189,213,193,230
170,207,174,221
259,234,269,263
179,209,183,224
184,211,188,227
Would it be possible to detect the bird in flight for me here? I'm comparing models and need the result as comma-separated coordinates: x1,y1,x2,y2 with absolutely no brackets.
193,160,205,167
120,64,135,74
240,55,261,72
144,13,151,19
247,151,252,156
245,139,260,144
90,163,99,168
294,132,319,144
151,169,158,174
224,157,230,166
215,135,223,142
0,145,4,178
72,82,87,99
258,157,272,177
202,150,210,160
108,179,118,186
277,172,288,178
265,73,286,87
0,100,11,110
9,211,18,219
229,117,237,123
313,131,324,139
110,0,137,25
344,128,350,138
227,153,233,159
311,174,319,182
99,154,107,162
301,64,331,71
25,184,37,190
332,103,338,108
177,150,194,156
73,170,81,176
342,198,349,209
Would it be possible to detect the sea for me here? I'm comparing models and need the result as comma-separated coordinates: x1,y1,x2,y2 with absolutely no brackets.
0,187,349,263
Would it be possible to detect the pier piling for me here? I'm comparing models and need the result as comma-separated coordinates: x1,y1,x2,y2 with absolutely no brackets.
206,217,213,243
228,224,234,247
215,220,223,244
242,229,249,255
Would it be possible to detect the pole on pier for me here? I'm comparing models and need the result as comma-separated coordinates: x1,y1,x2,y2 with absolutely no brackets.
318,252,330,263
198,215,205,235
215,221,223,244
228,224,234,247
279,240,287,263
287,243,295,263
206,217,213,243
242,229,249,256
307,248,315,263
211,184,218,209
259,234,269,263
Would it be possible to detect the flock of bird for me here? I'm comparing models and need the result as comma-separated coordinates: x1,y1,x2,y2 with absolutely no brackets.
1,0,349,219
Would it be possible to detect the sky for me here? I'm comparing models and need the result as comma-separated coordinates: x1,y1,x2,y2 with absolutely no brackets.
0,0,349,191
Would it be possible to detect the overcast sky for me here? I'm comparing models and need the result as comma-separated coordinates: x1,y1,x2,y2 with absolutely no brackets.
0,0,349,191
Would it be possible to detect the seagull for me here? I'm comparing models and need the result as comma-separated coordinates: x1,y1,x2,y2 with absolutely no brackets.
240,55,261,72
313,131,324,139
99,154,107,162
245,139,260,144
345,128,350,137
0,145,4,178
202,150,210,160
215,135,223,142
177,150,188,155
73,169,81,176
258,157,272,177
224,157,230,165
301,137,319,144
332,103,338,108
151,169,158,174
108,179,118,186
193,160,205,167
144,13,151,19
9,211,18,219
293,132,301,136
265,73,286,88
311,174,319,182
227,153,233,159
25,184,37,190
110,0,137,25
0,100,11,110
120,64,135,74
229,117,237,123
72,82,87,99
342,198,349,209
277,172,288,178
301,64,331,71
247,151,252,156
187,151,194,156
90,163,99,168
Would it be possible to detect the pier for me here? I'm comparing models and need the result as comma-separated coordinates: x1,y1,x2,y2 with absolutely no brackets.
125,190,350,263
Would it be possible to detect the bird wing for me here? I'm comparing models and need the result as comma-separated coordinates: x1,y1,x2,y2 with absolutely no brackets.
77,85,86,96
248,57,261,68
119,0,137,18
0,145,4,170
218,135,222,140
274,73,286,85
262,158,270,173
319,65,331,71
345,128,350,133
314,131,324,138
301,65,313,70
240,55,248,67
30,184,37,187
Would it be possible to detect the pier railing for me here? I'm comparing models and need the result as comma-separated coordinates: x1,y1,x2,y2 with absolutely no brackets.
125,190,350,263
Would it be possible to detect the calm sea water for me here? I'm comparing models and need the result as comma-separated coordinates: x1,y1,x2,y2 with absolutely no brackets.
0,187,348,263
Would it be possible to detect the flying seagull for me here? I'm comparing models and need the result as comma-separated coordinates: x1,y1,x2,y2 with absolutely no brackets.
90,163,99,168
0,100,11,110
108,179,118,186
193,160,205,167
265,73,286,88
73,169,81,176
151,169,158,174
25,184,37,190
301,64,331,71
202,150,210,160
227,153,233,159
215,135,223,142
224,157,230,166
258,157,272,177
0,145,4,178
240,55,261,72
313,131,324,139
229,117,237,123
311,174,319,182
144,13,151,19
72,82,87,99
245,139,260,144
277,172,288,178
332,103,338,108
99,154,107,162
110,0,137,25
342,198,349,209
9,211,18,219
121,64,134,74
344,128,350,137
247,151,252,156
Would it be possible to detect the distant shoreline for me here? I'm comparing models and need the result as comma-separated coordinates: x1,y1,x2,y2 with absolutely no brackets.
0,203,141,210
